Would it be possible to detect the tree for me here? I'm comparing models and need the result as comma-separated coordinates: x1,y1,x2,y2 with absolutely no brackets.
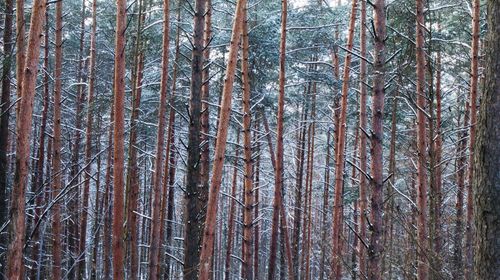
183,0,207,277
473,1,500,278
6,0,46,278
198,0,247,278
415,0,429,279
465,0,480,278
0,0,13,254
267,0,294,279
51,0,64,277
357,0,368,276
367,0,386,278
331,1,358,278
241,3,254,278
149,0,170,278
111,0,127,277
78,0,98,276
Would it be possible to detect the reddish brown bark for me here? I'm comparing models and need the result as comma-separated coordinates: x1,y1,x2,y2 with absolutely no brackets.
148,1,171,278
357,0,368,277
103,101,115,280
111,0,127,277
318,129,331,280
465,1,480,278
123,1,145,277
415,0,429,278
331,1,358,279
50,1,64,278
78,0,98,275
367,0,386,279
29,11,51,278
224,130,240,280
304,85,317,280
267,1,294,278
15,0,25,116
200,0,212,220
198,0,246,278
163,6,181,278
241,4,254,279
6,0,46,278
292,95,308,279
67,5,87,270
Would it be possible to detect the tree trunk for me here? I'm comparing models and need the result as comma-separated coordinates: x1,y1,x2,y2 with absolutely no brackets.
183,0,207,277
466,0,480,278
473,2,500,278
6,0,46,278
67,5,87,273
111,0,127,277
224,130,240,280
318,129,331,280
102,99,114,280
267,1,294,279
357,0,368,277
148,0,170,278
78,0,98,275
331,1,358,278
50,1,64,278
241,4,254,279
197,0,246,277
453,100,469,280
367,0,386,278
415,0,429,279
253,121,261,279
15,0,25,117
29,10,51,278
163,5,181,278
0,0,13,254
292,94,308,280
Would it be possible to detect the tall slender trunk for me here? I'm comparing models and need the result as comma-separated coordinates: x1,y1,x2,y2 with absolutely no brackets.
200,0,212,225
261,110,294,280
6,0,46,278
415,0,429,279
224,130,240,280
0,0,14,253
123,1,146,276
102,100,114,280
267,1,294,278
241,4,254,279
163,6,181,279
15,0,25,117
331,1,358,278
50,1,64,278
29,10,51,278
319,130,332,280
111,0,127,277
149,1,171,278
198,0,246,278
90,117,102,280
292,94,308,279
453,100,469,279
183,0,207,277
357,0,368,277
253,121,261,279
472,2,500,278
465,1,480,278
384,85,399,280
367,2,386,278
78,0,98,275
67,4,87,272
